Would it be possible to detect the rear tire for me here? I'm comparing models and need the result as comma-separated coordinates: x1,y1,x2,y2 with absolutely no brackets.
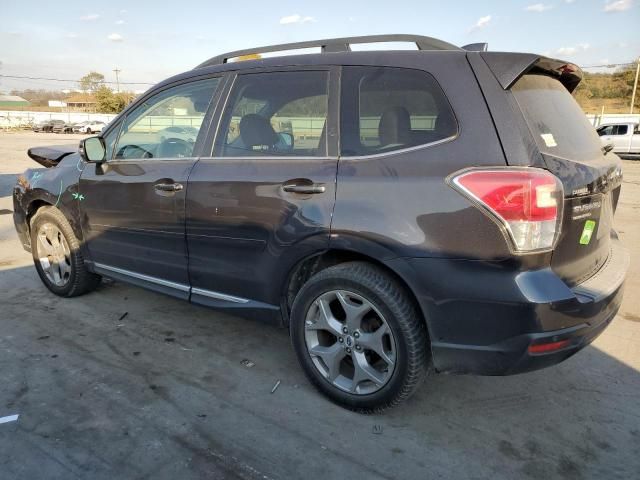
290,261,429,413
30,206,101,297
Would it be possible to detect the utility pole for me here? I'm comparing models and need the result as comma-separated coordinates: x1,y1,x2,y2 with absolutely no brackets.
113,68,121,93
631,57,640,115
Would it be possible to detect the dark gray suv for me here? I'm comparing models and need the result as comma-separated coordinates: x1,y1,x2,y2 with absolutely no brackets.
13,35,629,412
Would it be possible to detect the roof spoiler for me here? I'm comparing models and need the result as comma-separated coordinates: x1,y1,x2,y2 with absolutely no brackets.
480,52,583,93
462,43,488,52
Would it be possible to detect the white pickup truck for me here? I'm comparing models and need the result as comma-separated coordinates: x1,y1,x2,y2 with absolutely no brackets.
597,122,640,157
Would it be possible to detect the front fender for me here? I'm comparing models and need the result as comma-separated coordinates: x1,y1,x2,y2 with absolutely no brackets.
14,153,85,250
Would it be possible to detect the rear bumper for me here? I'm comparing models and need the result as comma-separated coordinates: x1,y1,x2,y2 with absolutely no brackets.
430,299,620,375
391,234,628,375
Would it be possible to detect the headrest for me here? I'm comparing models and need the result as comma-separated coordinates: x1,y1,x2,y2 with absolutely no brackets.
239,114,278,149
379,106,411,146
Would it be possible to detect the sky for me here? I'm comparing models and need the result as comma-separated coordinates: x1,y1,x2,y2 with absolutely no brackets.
1,0,639,93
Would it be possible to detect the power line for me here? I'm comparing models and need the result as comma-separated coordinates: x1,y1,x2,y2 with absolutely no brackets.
1,61,637,86
0,74,155,85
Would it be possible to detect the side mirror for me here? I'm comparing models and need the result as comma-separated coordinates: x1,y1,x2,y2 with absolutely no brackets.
603,143,614,154
79,136,106,163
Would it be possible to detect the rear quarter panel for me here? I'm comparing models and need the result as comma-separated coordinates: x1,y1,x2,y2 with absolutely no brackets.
331,53,513,260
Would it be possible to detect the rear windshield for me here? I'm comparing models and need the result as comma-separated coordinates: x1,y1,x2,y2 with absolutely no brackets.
512,74,602,160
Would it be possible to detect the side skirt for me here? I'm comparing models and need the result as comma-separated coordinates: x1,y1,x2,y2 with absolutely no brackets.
91,262,283,325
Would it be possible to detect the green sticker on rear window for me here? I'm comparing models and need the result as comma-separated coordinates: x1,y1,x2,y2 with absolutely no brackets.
580,220,596,245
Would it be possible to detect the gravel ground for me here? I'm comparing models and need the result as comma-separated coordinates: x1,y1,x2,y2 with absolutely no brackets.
0,131,639,480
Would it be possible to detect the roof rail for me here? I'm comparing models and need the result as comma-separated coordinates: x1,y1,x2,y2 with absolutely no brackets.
195,34,462,69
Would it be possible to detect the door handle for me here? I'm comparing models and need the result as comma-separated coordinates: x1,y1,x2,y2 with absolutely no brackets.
154,182,183,192
282,183,326,194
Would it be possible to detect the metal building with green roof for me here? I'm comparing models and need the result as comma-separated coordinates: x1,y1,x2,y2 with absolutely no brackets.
0,95,30,107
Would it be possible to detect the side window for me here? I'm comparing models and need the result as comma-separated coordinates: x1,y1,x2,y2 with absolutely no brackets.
341,66,457,156
614,125,628,136
598,126,613,136
218,71,328,157
113,78,220,160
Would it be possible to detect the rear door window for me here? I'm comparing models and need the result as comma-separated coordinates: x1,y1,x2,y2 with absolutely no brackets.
615,125,628,135
512,74,602,160
340,66,457,156
217,70,329,157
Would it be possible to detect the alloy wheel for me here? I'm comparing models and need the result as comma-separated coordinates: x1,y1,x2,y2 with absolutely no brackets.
304,290,397,395
36,222,72,287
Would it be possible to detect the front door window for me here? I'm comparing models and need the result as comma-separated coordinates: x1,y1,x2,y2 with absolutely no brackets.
113,78,220,160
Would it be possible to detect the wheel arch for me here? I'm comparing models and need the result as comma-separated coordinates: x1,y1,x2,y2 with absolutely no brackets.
23,199,54,242
26,198,84,246
26,198,52,223
282,248,431,343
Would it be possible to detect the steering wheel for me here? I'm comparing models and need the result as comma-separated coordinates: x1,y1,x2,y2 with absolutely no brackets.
157,137,193,158
117,144,153,159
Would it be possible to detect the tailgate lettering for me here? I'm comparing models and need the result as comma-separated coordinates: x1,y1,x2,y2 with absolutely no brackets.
572,200,601,220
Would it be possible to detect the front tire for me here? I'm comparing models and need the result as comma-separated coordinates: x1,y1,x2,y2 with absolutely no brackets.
30,206,101,297
290,262,429,413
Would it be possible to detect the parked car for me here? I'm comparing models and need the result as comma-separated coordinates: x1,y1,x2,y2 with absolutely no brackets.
71,121,89,131
32,120,61,132
32,121,48,132
73,121,106,134
44,120,66,133
31,120,49,132
12,35,629,412
597,122,640,157
52,122,76,134
158,126,199,143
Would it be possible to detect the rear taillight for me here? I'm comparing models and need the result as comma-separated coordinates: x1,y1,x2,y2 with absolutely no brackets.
450,168,564,253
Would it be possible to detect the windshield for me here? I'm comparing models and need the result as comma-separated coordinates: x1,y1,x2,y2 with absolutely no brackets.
512,74,602,160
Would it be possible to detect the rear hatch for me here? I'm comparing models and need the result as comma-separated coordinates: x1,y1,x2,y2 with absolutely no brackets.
510,70,622,286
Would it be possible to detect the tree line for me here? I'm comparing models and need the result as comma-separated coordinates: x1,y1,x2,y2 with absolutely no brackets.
77,71,136,113
574,64,638,103
8,71,136,113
